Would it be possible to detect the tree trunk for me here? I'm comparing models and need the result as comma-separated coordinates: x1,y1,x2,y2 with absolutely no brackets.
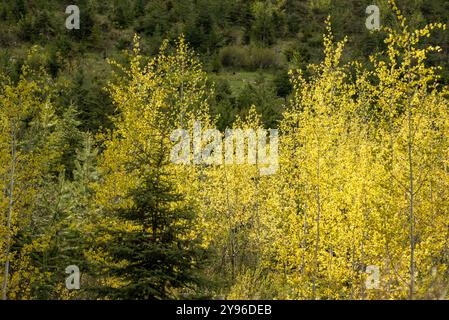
2,127,16,300
407,88,415,300
312,147,321,300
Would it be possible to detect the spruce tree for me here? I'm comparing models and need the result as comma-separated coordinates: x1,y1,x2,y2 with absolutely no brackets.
100,173,203,299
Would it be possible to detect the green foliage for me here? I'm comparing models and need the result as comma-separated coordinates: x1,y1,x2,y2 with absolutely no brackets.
219,46,283,71
99,176,205,299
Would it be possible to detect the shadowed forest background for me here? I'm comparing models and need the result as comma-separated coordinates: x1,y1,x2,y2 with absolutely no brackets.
1,0,449,300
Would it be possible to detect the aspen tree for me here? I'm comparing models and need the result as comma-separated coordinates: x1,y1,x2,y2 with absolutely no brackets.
272,19,363,299
367,0,449,298
0,60,62,299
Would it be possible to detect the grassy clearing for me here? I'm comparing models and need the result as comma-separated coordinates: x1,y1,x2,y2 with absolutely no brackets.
213,71,276,94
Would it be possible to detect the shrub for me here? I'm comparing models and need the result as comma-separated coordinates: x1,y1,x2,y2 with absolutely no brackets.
219,45,282,70
248,46,281,70
273,70,292,98
219,45,249,69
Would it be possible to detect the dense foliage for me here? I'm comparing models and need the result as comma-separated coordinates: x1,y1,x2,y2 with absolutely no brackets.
1,0,449,300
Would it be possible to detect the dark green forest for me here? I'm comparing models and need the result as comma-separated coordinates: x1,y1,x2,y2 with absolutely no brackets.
1,0,449,133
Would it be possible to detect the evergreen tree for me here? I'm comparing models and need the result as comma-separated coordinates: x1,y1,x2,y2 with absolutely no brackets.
99,174,204,299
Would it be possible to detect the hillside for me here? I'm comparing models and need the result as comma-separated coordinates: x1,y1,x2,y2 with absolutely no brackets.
1,0,448,131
